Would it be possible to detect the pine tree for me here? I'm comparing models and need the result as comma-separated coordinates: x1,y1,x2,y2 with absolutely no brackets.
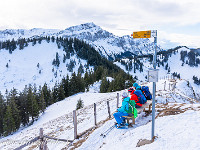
19,39,25,50
51,36,55,43
188,51,196,66
0,93,5,136
27,85,39,122
113,71,125,91
67,59,75,72
180,51,187,62
107,81,115,92
69,72,79,95
139,63,143,72
57,83,65,101
32,38,36,46
128,60,133,71
77,73,85,92
95,66,104,81
31,97,39,121
100,77,110,93
78,64,84,74
76,98,84,110
18,91,29,126
62,75,70,97
165,63,168,70
7,89,21,130
52,52,60,67
3,105,15,136
52,82,59,103
42,83,51,106
38,87,46,113
10,38,17,52
84,71,89,87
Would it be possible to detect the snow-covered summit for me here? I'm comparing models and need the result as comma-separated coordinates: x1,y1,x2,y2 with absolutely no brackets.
64,22,101,32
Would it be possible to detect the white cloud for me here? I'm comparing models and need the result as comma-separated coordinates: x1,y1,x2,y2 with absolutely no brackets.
159,31,200,48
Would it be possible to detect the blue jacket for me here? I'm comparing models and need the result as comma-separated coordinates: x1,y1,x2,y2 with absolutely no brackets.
134,89,147,104
117,97,130,113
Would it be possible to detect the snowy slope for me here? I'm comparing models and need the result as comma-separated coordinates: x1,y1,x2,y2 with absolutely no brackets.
0,79,199,150
79,109,200,150
0,40,93,94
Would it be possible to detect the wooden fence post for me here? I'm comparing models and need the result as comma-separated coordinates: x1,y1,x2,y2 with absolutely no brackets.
107,101,111,118
73,110,78,139
39,128,47,150
94,103,97,126
117,93,119,108
164,81,166,91
39,128,43,150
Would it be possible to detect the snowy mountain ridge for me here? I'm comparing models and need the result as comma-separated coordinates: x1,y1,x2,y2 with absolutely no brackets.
0,22,163,59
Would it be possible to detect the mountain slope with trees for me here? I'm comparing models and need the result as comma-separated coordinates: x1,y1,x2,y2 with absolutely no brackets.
0,36,134,137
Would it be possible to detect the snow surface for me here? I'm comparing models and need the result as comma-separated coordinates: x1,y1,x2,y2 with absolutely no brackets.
78,110,200,150
0,79,200,150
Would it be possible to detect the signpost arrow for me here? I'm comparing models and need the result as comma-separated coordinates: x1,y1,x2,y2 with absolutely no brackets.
131,30,157,39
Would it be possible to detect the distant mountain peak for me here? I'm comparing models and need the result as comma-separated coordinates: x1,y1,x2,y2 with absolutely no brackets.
64,22,100,32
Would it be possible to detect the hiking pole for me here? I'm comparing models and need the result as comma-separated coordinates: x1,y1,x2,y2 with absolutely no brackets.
100,124,116,138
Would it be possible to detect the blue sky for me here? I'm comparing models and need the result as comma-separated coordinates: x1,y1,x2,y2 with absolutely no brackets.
0,0,200,49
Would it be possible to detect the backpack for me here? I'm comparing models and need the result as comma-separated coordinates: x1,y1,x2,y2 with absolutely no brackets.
134,90,147,104
141,86,152,100
126,100,138,118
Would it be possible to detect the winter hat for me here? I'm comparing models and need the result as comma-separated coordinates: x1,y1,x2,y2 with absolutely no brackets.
128,87,134,93
133,83,139,88
122,92,128,98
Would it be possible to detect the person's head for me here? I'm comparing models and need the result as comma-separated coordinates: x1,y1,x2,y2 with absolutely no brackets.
133,83,139,89
122,92,128,98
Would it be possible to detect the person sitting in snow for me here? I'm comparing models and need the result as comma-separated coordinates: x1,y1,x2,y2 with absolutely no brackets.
132,82,147,104
129,89,142,108
113,91,130,128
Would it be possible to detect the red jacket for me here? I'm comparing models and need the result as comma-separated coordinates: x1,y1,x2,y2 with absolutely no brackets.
130,90,142,107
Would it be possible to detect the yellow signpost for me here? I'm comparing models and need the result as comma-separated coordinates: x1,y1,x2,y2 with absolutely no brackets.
131,30,151,38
